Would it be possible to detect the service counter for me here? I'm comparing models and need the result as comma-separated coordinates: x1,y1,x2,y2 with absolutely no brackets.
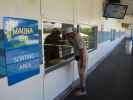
45,55,74,73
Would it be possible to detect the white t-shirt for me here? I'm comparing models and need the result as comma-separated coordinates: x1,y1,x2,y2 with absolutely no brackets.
70,33,88,67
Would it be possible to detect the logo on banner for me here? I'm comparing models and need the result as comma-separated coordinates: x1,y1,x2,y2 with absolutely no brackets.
3,17,39,50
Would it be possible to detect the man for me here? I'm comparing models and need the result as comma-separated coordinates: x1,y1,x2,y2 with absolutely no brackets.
63,27,88,96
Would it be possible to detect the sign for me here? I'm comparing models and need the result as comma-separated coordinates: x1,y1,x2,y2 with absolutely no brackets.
7,59,40,85
0,30,6,76
0,17,41,85
6,45,41,64
121,23,129,29
3,17,39,50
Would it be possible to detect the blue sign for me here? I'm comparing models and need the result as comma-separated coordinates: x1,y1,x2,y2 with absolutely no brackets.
3,17,39,50
6,45,41,64
0,30,6,76
7,58,40,85
0,17,41,85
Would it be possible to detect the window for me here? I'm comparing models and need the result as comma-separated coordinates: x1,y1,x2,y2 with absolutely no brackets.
98,31,112,43
43,22,74,68
78,25,97,50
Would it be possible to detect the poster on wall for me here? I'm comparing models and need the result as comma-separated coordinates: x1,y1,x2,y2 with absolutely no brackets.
3,17,39,50
7,59,40,85
2,17,41,85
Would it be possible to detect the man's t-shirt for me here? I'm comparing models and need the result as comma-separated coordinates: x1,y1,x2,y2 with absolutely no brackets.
70,33,88,66
70,33,84,56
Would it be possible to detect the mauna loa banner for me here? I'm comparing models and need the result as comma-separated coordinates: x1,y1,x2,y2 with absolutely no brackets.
1,17,41,85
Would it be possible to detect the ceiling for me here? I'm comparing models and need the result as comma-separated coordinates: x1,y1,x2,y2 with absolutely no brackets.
121,0,133,15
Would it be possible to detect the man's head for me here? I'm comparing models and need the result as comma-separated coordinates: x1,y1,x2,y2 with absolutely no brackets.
63,27,75,41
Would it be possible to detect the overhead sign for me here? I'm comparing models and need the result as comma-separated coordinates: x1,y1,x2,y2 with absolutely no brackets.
0,17,41,85
121,23,129,29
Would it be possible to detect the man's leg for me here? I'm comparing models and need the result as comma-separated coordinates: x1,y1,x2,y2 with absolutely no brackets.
79,65,86,91
74,61,87,96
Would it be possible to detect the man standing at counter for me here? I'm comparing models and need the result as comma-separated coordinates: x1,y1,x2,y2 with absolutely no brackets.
63,27,88,96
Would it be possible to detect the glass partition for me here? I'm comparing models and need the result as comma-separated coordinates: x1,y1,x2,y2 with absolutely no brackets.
43,22,74,68
98,29,125,43
98,31,112,43
78,25,97,50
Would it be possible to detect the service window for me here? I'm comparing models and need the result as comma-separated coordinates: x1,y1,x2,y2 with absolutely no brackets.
78,25,97,51
43,22,74,68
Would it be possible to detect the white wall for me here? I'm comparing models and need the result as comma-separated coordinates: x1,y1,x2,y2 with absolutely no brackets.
44,62,74,100
0,0,41,29
76,0,91,24
41,0,74,24
0,0,41,20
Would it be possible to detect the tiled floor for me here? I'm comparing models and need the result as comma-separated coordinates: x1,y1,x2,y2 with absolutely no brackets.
64,40,133,100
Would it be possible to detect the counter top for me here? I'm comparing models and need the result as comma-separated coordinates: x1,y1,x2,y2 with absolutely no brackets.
45,56,74,74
